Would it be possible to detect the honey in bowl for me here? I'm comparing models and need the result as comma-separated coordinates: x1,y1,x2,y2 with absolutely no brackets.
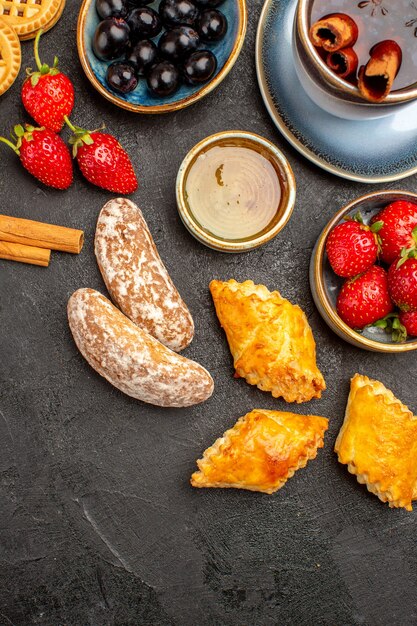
311,0,417,90
184,142,282,241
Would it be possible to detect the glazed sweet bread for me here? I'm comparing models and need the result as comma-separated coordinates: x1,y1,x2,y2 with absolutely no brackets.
191,409,328,493
68,288,213,408
335,374,417,511
95,198,194,352
209,279,326,403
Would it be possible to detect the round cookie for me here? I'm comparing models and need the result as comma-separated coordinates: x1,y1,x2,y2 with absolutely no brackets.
0,18,21,96
19,0,66,40
0,0,63,40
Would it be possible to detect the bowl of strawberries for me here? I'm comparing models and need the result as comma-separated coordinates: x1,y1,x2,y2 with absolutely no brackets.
310,190,417,352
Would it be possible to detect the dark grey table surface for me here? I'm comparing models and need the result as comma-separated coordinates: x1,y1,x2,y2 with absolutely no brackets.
1,1,417,624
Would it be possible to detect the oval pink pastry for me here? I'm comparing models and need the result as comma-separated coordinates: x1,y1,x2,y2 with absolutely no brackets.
95,198,194,352
68,288,214,408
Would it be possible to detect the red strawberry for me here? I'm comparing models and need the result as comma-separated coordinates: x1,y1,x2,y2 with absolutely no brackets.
326,212,380,277
399,310,417,337
336,265,393,329
66,120,138,194
371,200,417,265
387,256,417,312
21,30,74,132
0,124,73,190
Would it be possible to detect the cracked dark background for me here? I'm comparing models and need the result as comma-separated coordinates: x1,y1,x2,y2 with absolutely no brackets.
1,0,417,624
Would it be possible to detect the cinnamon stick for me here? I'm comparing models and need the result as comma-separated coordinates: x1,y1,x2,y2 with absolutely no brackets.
0,215,84,254
0,241,51,267
326,48,358,80
310,13,358,52
358,40,402,102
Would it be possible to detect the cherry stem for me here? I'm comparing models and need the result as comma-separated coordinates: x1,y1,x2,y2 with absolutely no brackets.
0,136,19,154
34,29,44,72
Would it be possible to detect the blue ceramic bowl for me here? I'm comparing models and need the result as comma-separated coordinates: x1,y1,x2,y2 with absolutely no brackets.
310,190,417,353
77,0,247,113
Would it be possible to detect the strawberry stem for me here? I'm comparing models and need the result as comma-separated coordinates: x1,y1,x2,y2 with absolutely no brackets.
370,220,383,233
353,210,364,224
372,313,407,342
34,29,44,72
0,136,19,154
64,116,77,132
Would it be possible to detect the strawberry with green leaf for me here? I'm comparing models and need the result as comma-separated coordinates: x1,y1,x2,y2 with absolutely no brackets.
371,200,417,264
388,253,417,312
0,124,73,190
336,265,393,329
326,211,382,278
22,30,74,132
65,118,138,194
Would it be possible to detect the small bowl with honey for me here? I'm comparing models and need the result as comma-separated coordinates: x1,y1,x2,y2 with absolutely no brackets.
295,0,417,120
176,130,296,253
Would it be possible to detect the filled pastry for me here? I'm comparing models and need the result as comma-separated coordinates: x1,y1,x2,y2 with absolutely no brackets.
191,409,328,493
210,279,326,403
335,374,417,511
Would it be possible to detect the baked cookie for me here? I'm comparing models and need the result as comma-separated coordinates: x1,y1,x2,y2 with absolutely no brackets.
335,374,417,511
210,279,326,403
0,18,21,96
0,0,64,40
19,0,65,40
191,409,328,493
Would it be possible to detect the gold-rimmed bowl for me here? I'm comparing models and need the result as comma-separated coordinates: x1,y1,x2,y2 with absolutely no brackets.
77,0,247,114
310,190,417,353
296,0,417,119
176,130,296,253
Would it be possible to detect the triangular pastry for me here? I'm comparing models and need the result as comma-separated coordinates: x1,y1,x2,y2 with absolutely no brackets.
335,374,417,511
210,279,326,403
191,409,328,493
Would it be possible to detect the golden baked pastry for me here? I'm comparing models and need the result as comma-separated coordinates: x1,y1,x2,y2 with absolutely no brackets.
0,18,21,96
335,374,417,511
0,0,63,40
209,279,326,403
191,409,328,493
